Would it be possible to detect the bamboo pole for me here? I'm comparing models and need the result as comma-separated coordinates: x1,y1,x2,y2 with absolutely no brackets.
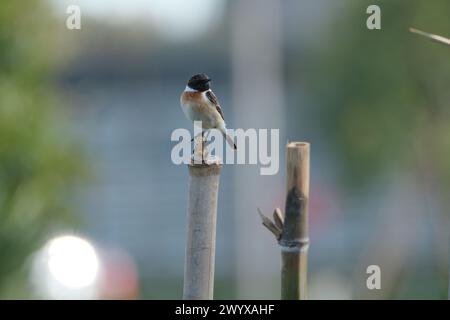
281,142,310,299
183,139,222,300
410,28,450,47
259,142,310,300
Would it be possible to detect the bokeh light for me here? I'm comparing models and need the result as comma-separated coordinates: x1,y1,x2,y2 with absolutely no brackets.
31,235,100,299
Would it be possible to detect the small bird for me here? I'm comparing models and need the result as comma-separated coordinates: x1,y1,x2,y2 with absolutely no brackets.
180,73,237,150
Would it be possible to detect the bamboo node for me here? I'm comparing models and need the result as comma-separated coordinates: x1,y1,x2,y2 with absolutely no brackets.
278,237,309,248
279,245,309,253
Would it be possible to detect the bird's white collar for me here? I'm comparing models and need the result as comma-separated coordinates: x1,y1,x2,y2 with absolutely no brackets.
184,85,198,92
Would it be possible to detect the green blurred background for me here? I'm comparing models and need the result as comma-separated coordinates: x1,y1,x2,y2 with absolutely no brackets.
1,0,450,299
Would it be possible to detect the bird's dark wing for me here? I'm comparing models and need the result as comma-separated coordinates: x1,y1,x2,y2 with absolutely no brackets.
206,90,225,120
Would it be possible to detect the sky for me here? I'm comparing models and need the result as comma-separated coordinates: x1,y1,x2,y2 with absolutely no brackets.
49,0,226,41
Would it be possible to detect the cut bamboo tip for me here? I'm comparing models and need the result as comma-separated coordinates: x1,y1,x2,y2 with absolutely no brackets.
188,162,222,176
287,142,310,149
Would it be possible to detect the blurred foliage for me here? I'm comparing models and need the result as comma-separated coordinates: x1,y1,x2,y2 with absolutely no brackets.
0,2,85,297
301,0,450,299
307,0,450,189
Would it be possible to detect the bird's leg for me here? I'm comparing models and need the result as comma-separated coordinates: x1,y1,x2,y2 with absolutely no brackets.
191,130,204,155
203,130,212,147
191,131,204,142
201,130,205,164
191,131,205,165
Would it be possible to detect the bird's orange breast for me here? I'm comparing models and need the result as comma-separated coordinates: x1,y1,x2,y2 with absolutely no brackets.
181,92,212,113
181,91,202,105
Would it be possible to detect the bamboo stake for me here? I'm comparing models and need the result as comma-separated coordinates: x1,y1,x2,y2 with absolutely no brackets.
281,142,310,300
183,139,222,300
259,142,310,300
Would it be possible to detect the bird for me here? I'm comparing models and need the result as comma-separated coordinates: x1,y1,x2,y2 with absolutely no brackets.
180,73,237,150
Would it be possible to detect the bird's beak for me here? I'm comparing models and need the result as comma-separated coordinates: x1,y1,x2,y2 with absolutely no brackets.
206,78,212,82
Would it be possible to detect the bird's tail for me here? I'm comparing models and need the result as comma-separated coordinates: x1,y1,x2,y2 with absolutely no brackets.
220,128,237,150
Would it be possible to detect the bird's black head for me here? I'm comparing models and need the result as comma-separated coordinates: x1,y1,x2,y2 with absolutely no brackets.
187,73,211,92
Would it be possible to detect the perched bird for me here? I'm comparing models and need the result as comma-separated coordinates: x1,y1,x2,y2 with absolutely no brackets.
180,73,237,149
